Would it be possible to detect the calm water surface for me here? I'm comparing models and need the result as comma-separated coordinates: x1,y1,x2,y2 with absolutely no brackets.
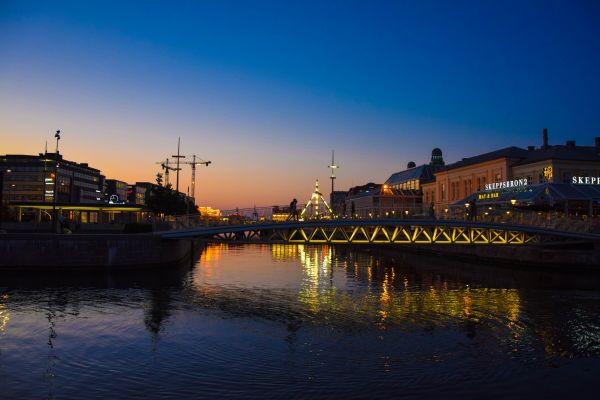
1,244,600,399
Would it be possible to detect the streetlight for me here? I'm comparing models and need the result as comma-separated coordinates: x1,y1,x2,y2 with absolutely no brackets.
0,169,12,231
510,198,517,222
52,130,61,233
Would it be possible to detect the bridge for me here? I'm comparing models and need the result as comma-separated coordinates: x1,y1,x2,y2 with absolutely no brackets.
160,219,600,245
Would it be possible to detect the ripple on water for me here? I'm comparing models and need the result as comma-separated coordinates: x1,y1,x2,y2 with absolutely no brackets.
2,245,600,399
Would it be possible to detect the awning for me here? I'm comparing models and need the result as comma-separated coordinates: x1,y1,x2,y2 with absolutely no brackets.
451,183,600,208
546,183,600,201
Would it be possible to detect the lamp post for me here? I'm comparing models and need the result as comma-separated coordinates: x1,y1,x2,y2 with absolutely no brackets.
0,169,11,231
510,198,517,222
52,130,61,233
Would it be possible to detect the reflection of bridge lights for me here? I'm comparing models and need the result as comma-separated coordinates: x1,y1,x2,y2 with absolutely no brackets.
297,245,336,311
271,244,299,262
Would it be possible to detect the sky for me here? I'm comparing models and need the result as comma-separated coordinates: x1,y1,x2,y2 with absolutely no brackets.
1,0,600,209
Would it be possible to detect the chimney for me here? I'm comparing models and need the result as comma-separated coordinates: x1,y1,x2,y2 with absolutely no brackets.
595,137,600,150
566,140,576,149
527,145,535,151
542,128,548,149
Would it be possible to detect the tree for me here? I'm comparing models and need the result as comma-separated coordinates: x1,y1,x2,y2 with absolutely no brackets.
145,174,195,217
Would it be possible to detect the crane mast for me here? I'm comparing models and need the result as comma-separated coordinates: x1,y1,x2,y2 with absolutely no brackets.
155,158,177,187
183,155,211,203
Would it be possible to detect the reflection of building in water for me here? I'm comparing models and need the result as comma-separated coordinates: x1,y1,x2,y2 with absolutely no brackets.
144,288,173,350
0,293,9,334
200,243,227,263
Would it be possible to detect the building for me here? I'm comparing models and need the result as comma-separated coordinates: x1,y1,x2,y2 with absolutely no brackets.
345,183,421,218
330,190,348,216
105,179,128,203
422,146,530,215
128,182,152,205
423,129,600,217
0,153,102,204
386,148,445,210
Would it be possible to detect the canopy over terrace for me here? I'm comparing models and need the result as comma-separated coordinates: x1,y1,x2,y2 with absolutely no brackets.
452,183,600,216
8,202,146,224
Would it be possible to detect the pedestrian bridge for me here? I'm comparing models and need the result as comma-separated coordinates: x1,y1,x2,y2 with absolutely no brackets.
160,219,600,245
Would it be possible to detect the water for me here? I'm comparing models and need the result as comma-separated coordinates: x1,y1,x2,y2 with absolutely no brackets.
1,244,600,399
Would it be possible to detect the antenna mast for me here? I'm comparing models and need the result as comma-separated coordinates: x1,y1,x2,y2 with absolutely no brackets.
328,150,339,198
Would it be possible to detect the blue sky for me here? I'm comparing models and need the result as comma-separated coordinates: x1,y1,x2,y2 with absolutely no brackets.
1,1,600,208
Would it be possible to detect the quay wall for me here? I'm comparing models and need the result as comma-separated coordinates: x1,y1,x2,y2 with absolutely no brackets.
368,242,600,269
0,233,196,270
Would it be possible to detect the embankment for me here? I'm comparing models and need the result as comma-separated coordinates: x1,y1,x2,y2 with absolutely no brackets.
0,233,198,270
360,241,600,270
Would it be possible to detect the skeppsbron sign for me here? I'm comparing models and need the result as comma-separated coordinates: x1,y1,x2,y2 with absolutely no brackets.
484,178,529,191
572,176,600,185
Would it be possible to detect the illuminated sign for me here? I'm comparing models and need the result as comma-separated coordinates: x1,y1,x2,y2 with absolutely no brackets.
484,178,528,191
543,165,553,181
478,192,500,201
572,176,600,185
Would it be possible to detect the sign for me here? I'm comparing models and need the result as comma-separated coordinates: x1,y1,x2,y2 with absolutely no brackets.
484,178,528,191
572,176,600,185
543,165,553,181
478,192,500,201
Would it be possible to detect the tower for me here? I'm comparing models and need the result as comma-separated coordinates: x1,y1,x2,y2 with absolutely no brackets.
300,179,333,220
328,150,339,199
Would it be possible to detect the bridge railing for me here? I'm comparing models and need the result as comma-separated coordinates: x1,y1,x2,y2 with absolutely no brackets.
158,208,599,235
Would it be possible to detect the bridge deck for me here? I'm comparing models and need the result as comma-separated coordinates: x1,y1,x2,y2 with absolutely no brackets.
160,219,600,244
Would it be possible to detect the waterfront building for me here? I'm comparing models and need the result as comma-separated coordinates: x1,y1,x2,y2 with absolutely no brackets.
425,129,600,219
386,148,445,210
0,153,152,227
198,206,221,219
423,146,530,216
330,190,348,216
127,182,151,205
105,179,128,203
344,182,421,218
0,153,102,204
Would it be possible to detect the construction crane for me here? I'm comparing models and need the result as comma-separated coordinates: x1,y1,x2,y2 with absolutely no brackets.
172,137,186,192
182,155,211,202
155,158,178,187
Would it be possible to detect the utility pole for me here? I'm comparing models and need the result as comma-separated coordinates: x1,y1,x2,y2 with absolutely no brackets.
52,130,61,233
171,137,185,193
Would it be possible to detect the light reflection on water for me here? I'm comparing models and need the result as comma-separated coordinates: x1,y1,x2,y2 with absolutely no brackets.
1,243,600,399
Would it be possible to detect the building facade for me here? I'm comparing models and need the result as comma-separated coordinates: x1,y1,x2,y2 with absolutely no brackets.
0,153,102,205
386,148,445,211
423,130,600,217
105,179,128,203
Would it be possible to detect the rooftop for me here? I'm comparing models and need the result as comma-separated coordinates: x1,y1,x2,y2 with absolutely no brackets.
385,164,436,186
